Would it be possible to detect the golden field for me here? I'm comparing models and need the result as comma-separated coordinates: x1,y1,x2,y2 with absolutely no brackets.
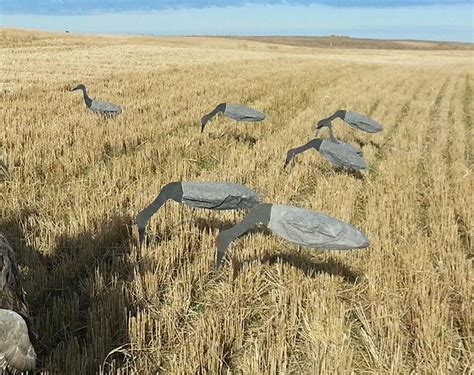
0,28,472,374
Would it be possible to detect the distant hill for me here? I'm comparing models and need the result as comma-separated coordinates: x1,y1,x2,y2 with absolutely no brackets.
226,35,474,50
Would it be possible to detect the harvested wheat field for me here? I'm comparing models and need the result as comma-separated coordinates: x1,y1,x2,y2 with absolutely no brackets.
0,28,473,374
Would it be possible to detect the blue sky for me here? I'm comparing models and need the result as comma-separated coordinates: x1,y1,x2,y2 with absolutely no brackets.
0,1,473,42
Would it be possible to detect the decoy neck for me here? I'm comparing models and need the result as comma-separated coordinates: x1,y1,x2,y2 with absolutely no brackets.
70,84,92,108
215,203,271,269
284,139,323,168
326,125,340,144
135,182,183,246
314,109,347,135
201,103,226,133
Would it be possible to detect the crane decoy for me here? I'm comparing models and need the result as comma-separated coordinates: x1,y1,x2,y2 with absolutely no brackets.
136,181,261,245
70,84,122,116
215,203,370,269
318,123,363,157
0,309,37,374
284,136,367,171
0,234,36,373
200,103,265,132
315,110,383,134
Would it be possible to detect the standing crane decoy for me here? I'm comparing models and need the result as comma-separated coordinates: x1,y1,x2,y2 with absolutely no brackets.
0,234,36,374
315,109,383,134
215,203,370,269
284,135,367,171
136,181,261,245
200,103,265,132
70,84,122,116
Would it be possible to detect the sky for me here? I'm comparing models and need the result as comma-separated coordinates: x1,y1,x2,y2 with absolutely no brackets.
0,1,473,42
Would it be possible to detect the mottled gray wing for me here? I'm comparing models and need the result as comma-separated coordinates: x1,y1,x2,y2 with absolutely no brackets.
268,205,369,249
181,181,260,210
224,104,265,122
320,141,367,170
0,309,36,373
343,111,383,133
90,99,122,115
340,141,363,157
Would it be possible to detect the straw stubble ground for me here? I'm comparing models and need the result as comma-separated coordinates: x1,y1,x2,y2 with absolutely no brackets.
0,29,472,374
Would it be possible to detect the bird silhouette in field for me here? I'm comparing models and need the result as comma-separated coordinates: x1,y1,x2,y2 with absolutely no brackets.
136,181,261,245
315,109,383,134
215,203,370,269
70,84,122,116
200,103,265,132
284,134,367,171
0,234,36,374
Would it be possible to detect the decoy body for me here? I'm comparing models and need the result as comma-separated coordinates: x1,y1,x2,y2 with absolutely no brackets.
0,309,37,374
284,136,367,171
201,103,265,132
0,234,36,374
318,123,363,157
70,84,122,116
316,110,383,134
215,203,370,268
136,181,261,244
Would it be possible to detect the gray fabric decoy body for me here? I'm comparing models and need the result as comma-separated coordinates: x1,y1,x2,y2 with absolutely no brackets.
71,84,122,116
0,234,36,374
316,109,383,134
136,181,261,244
201,103,265,132
318,123,363,157
0,309,37,374
284,137,367,171
215,203,370,268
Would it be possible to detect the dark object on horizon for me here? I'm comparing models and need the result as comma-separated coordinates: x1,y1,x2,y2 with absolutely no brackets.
200,103,265,132
215,203,370,269
70,84,122,116
0,234,36,374
315,110,383,134
136,181,260,245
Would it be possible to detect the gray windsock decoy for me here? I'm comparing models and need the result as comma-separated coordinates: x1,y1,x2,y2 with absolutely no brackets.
200,103,265,132
284,135,367,171
136,181,261,244
70,84,122,116
0,234,36,373
215,203,370,269
320,123,363,157
315,110,383,134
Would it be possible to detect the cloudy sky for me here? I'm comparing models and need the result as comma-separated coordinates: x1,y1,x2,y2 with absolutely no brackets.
0,1,472,42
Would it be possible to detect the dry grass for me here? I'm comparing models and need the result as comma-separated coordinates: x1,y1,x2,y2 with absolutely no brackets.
227,35,474,51
0,28,472,374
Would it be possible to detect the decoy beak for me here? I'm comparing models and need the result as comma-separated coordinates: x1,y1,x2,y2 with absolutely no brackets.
200,116,208,133
138,227,145,246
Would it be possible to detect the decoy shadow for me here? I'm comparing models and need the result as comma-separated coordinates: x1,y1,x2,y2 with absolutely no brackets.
232,250,364,284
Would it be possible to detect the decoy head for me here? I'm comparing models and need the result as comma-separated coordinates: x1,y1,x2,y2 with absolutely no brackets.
135,213,147,246
215,234,229,271
315,118,331,130
283,149,295,168
70,84,86,92
200,115,210,133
